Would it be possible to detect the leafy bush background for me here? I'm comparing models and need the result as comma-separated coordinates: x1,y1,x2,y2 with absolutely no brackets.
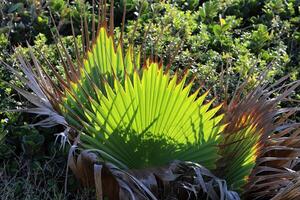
0,0,299,198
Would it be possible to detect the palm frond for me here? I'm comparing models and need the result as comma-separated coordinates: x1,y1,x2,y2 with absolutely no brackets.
216,76,300,192
65,58,224,169
35,1,226,171
243,120,300,199
1,49,67,128
270,174,300,200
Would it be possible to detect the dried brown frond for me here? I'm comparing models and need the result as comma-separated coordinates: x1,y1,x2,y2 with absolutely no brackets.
68,150,239,200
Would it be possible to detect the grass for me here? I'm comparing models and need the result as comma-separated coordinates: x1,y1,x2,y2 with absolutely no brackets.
0,153,96,200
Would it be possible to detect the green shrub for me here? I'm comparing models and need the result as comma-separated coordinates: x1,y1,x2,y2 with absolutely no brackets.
120,0,299,97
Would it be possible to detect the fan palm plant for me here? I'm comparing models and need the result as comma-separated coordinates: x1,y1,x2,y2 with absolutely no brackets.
3,1,300,199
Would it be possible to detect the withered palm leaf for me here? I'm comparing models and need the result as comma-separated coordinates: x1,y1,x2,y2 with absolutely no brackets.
244,110,300,199
68,149,239,200
217,76,300,193
270,174,300,200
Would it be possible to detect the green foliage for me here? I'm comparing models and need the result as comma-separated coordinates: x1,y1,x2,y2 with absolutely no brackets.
0,1,48,45
0,0,91,46
122,0,299,96
1,0,299,87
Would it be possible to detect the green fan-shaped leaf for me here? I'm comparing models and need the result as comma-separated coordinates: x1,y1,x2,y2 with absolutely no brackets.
59,27,224,170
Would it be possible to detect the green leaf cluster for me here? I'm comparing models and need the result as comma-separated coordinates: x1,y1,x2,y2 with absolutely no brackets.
122,0,299,95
